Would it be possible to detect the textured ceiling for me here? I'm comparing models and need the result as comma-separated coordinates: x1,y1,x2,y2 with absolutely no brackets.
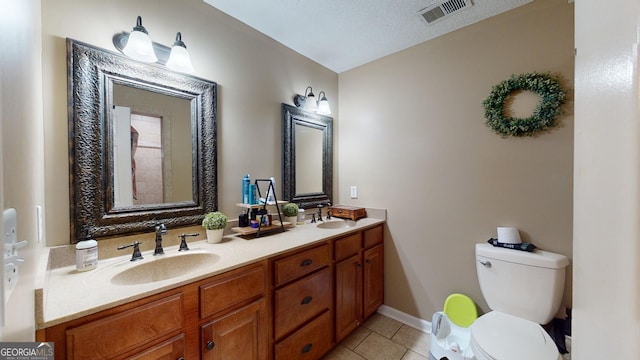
203,0,533,73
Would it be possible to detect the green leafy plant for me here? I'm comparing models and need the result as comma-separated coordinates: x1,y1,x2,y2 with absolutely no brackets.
483,72,568,137
281,203,299,217
202,211,227,230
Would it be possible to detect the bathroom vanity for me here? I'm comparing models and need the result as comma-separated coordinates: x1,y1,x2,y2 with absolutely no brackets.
35,212,385,360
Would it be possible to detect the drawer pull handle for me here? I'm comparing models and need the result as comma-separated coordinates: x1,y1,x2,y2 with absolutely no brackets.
206,340,215,351
301,296,313,305
301,259,313,267
301,343,313,354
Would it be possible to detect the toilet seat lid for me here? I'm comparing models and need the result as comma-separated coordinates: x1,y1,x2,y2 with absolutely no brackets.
470,311,559,360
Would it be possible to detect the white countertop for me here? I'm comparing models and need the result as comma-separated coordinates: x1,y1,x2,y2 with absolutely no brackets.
36,209,385,329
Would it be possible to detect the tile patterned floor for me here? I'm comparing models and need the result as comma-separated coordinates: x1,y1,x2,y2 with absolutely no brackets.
322,314,430,360
322,313,572,360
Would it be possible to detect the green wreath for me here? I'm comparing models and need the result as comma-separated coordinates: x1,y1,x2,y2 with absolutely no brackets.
483,72,567,137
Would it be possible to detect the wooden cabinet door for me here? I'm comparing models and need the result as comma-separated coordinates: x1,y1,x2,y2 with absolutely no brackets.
334,254,362,342
127,334,185,360
363,244,384,319
201,299,267,360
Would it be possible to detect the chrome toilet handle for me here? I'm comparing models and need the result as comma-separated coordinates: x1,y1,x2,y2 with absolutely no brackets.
479,259,492,268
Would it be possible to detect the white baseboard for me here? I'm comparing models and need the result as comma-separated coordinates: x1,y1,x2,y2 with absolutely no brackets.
377,306,572,356
377,305,432,334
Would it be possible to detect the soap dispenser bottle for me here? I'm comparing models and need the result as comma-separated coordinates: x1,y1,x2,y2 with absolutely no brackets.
76,233,98,272
242,174,250,204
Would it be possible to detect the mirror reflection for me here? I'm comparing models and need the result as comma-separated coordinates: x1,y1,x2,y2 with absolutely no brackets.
111,84,194,207
295,125,323,194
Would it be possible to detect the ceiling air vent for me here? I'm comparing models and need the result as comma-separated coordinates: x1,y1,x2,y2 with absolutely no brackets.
418,0,473,24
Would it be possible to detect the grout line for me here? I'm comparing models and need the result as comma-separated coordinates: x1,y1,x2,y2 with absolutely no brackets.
354,330,371,349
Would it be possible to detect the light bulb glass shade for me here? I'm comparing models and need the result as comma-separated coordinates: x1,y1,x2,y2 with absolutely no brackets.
302,95,317,112
166,44,194,73
122,28,157,62
302,86,317,112
317,92,331,115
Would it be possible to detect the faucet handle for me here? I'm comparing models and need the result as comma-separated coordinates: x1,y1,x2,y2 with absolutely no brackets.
118,241,143,261
178,233,199,251
155,223,167,235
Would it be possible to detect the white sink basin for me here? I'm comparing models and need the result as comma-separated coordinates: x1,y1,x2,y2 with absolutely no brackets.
316,220,357,229
110,252,219,286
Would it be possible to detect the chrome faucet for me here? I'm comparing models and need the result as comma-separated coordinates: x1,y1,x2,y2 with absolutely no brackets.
316,204,324,222
154,223,167,255
179,233,199,251
118,241,143,261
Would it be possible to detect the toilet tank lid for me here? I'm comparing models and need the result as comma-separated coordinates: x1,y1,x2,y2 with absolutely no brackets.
476,243,569,269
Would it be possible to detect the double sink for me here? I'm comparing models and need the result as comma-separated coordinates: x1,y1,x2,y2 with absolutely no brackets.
93,219,356,286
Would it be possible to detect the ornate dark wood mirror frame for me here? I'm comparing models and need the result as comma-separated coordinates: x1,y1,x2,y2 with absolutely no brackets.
281,103,333,209
67,39,217,242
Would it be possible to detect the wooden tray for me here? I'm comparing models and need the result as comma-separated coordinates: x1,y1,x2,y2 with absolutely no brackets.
329,205,367,221
231,221,293,236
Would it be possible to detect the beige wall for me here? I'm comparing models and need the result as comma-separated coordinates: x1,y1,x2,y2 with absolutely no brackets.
41,0,338,246
574,0,640,358
338,0,574,319
0,0,44,340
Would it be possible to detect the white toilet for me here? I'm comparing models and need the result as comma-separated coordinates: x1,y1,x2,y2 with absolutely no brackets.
471,243,569,360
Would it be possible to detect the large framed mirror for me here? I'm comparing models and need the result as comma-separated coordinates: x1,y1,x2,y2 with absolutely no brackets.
281,103,333,209
67,39,217,242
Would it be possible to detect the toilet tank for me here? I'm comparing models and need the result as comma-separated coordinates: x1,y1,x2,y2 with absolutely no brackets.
475,243,569,324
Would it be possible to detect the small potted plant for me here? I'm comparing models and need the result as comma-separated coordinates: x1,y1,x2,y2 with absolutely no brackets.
281,203,299,226
202,211,227,243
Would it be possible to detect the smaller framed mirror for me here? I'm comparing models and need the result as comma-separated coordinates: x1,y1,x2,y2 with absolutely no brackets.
282,103,333,209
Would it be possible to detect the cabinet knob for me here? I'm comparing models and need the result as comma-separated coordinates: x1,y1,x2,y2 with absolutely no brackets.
301,343,313,354
357,263,363,268
300,259,313,267
206,340,215,351
301,296,313,305
177,357,184,360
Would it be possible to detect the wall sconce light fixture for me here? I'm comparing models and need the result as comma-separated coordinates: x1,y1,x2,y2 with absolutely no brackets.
121,16,157,63
166,32,195,73
294,86,331,115
317,91,331,115
295,86,318,112
113,16,195,73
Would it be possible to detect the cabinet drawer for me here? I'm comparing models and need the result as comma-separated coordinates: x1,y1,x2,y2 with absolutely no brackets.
274,267,331,340
275,310,333,360
334,233,361,261
200,264,265,319
66,293,184,359
363,225,383,249
273,243,330,286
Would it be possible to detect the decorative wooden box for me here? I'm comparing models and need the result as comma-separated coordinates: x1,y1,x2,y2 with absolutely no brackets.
329,205,367,221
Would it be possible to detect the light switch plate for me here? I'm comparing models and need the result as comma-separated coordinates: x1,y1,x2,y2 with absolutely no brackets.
350,186,358,199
